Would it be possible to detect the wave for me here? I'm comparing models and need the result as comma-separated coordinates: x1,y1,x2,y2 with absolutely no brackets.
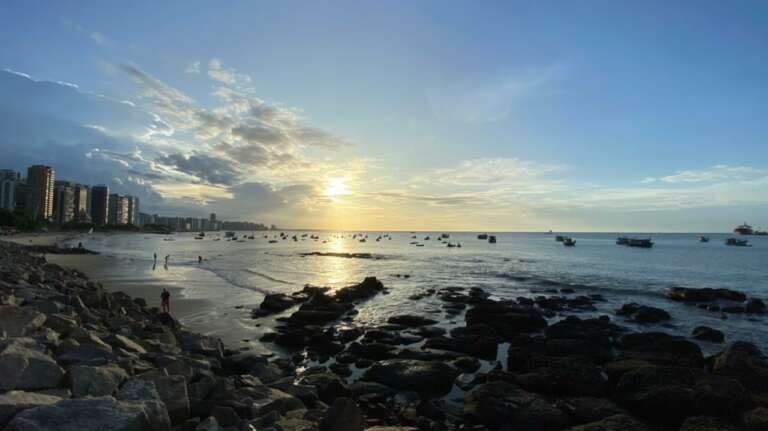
243,269,294,285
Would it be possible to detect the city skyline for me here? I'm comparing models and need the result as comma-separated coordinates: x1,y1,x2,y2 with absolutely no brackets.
1,1,767,231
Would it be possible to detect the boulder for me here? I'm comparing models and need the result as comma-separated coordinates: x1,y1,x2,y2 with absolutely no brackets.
711,341,768,392
0,339,65,391
464,381,568,431
236,386,304,417
57,343,117,366
365,428,419,431
465,301,547,337
668,287,746,302
334,277,384,303
194,416,222,431
742,407,768,431
0,305,46,337
260,294,297,312
423,335,498,360
746,298,767,314
181,333,223,359
615,366,748,428
118,379,172,431
615,303,671,323
616,332,704,367
513,357,608,397
362,360,459,396
320,397,363,431
6,396,150,431
386,315,437,327
43,314,78,336
556,397,626,425
692,326,724,343
564,414,650,431
678,416,741,431
69,364,129,397
107,334,147,355
0,391,61,428
139,374,190,425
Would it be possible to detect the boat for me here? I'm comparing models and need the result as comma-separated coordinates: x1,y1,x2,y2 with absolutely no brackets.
734,223,754,235
699,236,710,243
225,231,235,238
563,237,576,246
555,235,565,242
163,237,175,242
441,233,450,239
726,238,750,247
627,238,654,248
488,235,497,244
477,233,488,240
268,240,278,244
616,237,630,245
198,232,205,237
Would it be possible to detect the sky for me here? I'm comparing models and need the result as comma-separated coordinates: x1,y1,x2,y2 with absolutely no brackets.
0,0,766,232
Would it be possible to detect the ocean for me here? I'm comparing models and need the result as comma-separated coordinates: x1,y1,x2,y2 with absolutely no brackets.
66,231,768,355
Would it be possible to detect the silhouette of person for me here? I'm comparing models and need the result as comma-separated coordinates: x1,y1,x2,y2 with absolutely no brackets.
198,255,203,264
161,289,170,313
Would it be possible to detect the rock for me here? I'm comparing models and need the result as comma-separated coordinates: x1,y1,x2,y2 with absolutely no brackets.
275,417,317,431
334,277,384,303
386,315,438,327
746,298,766,314
0,338,65,391
260,294,297,312
557,397,626,425
320,397,363,431
238,386,304,417
57,343,118,366
0,391,62,428
423,335,498,360
181,333,223,359
139,374,190,425
743,407,768,431
692,326,724,343
615,366,748,428
211,405,240,428
453,357,482,373
43,314,77,336
711,341,768,392
365,428,419,431
298,372,351,404
107,334,147,354
678,416,741,431
118,379,172,431
564,414,650,431
668,287,746,302
69,364,129,397
194,416,223,431
0,305,46,337
465,301,547,338
6,396,150,431
513,356,608,397
464,381,568,431
362,360,459,396
615,303,671,323
616,332,704,367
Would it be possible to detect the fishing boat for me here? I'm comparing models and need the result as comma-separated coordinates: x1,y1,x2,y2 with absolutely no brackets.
225,231,235,238
477,233,488,240
555,235,565,242
616,237,630,245
563,237,576,246
726,238,750,247
488,235,497,244
627,238,654,248
441,233,450,239
268,239,278,244
734,223,754,235
699,236,710,243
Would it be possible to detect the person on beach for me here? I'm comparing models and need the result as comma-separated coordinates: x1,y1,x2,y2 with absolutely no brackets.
154,252,157,263
161,289,170,313
198,255,202,264
164,254,169,264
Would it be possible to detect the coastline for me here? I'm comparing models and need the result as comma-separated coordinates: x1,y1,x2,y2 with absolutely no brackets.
3,235,768,430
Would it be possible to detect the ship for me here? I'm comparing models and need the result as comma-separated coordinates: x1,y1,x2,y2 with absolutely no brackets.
699,236,710,243
563,237,576,247
734,223,754,235
617,237,653,248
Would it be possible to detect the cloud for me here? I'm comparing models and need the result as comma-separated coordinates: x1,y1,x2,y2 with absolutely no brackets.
155,152,241,186
650,165,768,184
207,58,251,85
185,61,201,74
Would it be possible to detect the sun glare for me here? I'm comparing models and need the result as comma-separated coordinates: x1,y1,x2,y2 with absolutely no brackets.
324,177,352,198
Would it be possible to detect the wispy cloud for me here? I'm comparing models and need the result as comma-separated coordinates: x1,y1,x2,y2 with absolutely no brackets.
185,61,201,74
207,58,251,86
643,165,768,184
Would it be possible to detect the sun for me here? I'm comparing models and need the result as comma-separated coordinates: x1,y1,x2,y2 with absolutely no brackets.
324,177,352,198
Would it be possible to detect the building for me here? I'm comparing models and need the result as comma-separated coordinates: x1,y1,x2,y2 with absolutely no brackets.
209,213,217,230
108,193,130,225
73,184,90,222
26,165,55,221
53,181,76,224
90,185,109,225
126,196,140,226
0,169,20,210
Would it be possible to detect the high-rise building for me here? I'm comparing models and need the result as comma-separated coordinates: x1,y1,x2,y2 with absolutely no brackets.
126,196,140,226
73,184,90,222
90,185,109,225
108,193,130,225
53,181,76,224
0,169,20,210
26,165,55,220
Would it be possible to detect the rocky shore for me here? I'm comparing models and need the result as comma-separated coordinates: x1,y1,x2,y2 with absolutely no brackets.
2,240,768,431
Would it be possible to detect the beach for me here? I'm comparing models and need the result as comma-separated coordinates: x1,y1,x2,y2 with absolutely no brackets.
2,231,768,429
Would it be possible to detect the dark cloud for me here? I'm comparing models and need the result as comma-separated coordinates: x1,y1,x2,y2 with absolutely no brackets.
156,152,240,185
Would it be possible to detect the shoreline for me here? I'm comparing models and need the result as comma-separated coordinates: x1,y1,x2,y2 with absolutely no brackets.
4,237,768,429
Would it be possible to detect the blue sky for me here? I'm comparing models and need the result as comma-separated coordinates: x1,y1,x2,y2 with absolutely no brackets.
1,1,767,231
